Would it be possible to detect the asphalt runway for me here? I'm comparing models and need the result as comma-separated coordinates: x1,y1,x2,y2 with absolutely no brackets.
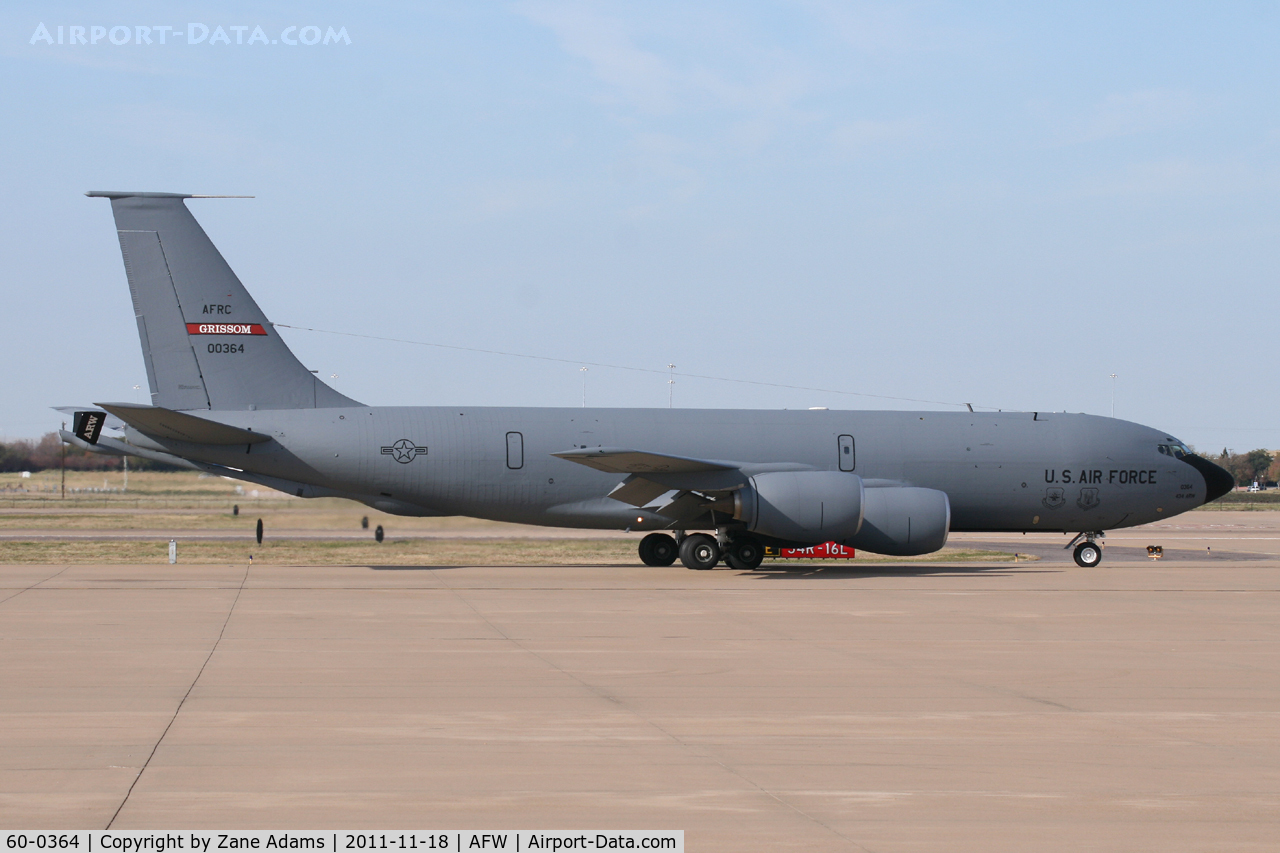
1,511,1278,851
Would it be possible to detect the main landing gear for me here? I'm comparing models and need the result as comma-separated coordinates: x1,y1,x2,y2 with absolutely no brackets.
723,537,765,570
1067,531,1104,567
679,533,720,570
638,533,678,566
637,532,765,571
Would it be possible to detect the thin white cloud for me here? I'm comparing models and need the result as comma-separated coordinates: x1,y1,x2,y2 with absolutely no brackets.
799,0,991,56
1041,89,1199,146
1070,156,1276,199
516,1,680,113
513,0,831,209
515,1,817,117
830,117,925,153
90,103,254,158
456,178,561,221
1080,90,1198,143
77,101,296,176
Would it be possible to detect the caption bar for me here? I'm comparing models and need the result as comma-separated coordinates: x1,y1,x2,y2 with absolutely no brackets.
1,833,682,853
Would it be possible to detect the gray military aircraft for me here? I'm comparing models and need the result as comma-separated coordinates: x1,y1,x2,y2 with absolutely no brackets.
62,191,1233,570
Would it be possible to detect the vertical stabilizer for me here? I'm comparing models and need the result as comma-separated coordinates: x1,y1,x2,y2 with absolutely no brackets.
88,191,359,411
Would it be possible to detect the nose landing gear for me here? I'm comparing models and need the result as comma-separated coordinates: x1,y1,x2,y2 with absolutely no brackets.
1067,531,1104,567
1074,541,1102,567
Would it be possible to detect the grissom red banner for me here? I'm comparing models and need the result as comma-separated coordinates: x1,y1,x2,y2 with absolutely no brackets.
766,541,856,559
186,323,267,335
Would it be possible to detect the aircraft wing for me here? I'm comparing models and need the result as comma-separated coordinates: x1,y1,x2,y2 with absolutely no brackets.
95,402,272,445
551,447,737,474
553,447,753,512
552,447,817,511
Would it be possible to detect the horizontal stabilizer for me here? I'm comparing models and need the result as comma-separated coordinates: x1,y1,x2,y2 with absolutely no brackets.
552,447,737,475
59,429,124,455
60,430,203,470
96,402,271,445
52,406,125,432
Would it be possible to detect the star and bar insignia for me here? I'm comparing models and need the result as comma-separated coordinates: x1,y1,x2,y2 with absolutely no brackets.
381,438,428,463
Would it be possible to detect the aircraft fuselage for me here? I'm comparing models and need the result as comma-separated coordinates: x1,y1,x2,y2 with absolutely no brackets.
128,405,1215,534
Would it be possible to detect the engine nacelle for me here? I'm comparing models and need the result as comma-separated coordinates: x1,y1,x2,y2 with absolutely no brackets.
847,486,951,556
733,471,865,543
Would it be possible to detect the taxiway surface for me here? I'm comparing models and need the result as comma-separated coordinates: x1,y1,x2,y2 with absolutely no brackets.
1,511,1278,851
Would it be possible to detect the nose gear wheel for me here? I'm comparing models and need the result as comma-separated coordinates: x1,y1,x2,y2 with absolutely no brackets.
1073,541,1102,567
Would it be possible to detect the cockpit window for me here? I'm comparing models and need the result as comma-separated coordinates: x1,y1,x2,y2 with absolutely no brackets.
1159,443,1190,458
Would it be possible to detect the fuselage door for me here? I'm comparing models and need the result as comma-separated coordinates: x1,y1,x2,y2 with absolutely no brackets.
506,431,524,469
838,434,855,472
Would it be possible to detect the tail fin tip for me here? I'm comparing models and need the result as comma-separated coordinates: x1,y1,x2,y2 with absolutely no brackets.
86,191,253,199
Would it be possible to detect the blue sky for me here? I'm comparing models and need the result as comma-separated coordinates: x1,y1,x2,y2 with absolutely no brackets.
2,2,1278,453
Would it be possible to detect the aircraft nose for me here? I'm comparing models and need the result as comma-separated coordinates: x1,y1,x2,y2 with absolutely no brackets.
1183,454,1235,504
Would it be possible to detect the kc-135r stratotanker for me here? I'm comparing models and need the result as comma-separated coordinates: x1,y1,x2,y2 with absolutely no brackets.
62,192,1233,570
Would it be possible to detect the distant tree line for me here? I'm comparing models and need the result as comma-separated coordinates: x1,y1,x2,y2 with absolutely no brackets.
1210,448,1278,489
0,433,180,473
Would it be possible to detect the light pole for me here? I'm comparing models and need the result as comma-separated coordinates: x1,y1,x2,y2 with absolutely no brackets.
1109,373,1118,418
668,363,676,408
580,367,588,408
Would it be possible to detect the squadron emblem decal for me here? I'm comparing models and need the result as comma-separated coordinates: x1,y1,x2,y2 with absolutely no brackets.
1077,488,1101,511
381,439,427,464
1042,487,1065,510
